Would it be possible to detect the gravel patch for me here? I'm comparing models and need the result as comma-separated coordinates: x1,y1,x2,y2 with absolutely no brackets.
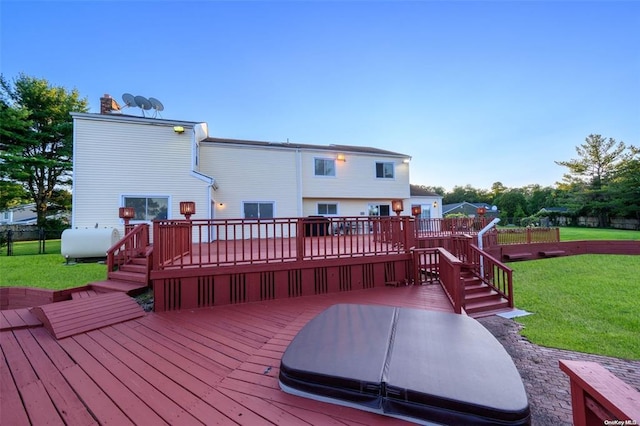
478,315,640,426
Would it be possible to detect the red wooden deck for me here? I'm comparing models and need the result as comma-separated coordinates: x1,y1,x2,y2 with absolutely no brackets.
1,284,453,425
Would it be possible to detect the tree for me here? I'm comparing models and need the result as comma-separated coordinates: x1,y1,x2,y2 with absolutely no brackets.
555,134,626,188
493,189,527,219
608,145,640,221
443,185,491,205
0,74,88,226
490,181,507,200
0,180,31,210
555,134,629,227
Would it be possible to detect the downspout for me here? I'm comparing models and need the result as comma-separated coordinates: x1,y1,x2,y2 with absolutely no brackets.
478,218,500,278
296,148,303,216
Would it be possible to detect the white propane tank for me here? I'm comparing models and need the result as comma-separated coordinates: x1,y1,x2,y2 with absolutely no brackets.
61,228,121,259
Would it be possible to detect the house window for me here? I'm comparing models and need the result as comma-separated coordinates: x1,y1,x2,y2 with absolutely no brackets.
243,202,274,219
315,158,336,177
368,204,391,216
317,203,338,215
375,162,394,179
123,196,169,220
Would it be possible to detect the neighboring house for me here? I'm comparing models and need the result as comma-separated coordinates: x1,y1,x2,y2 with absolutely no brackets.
442,202,499,218
71,94,431,237
408,185,442,219
0,203,37,225
537,207,570,215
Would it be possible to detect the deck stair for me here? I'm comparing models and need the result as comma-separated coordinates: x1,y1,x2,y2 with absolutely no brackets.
461,269,511,318
107,256,149,285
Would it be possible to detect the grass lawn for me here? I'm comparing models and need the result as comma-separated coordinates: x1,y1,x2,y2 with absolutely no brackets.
559,227,639,241
0,240,106,290
510,254,640,360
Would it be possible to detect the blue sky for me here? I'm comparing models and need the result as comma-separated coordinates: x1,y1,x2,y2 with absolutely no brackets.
2,0,638,192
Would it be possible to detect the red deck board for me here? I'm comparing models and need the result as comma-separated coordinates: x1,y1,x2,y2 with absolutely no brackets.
61,363,134,425
72,331,202,426
84,328,231,425
0,345,30,426
0,330,64,425
116,320,232,379
12,329,97,425
139,315,244,370
28,326,136,425
1,285,455,425
57,335,169,425
152,312,260,355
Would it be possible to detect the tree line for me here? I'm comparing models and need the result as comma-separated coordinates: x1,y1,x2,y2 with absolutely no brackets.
416,135,639,227
1,74,639,228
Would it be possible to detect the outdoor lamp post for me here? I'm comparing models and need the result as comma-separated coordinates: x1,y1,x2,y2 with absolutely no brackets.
391,199,404,216
119,206,135,233
180,201,196,220
411,205,422,217
477,206,487,217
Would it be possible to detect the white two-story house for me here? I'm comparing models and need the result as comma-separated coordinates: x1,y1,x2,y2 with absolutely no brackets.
70,95,434,237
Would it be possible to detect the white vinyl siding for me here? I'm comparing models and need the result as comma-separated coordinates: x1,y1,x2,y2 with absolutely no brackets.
199,143,299,219
301,150,409,199
72,115,209,233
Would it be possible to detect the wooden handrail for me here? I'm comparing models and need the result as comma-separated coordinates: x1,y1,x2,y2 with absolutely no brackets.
153,216,414,270
468,243,514,307
106,223,149,274
559,360,640,425
412,247,465,313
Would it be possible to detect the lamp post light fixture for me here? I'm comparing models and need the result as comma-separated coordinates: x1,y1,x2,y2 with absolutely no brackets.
119,206,135,233
119,207,135,224
179,201,196,220
391,199,404,216
411,205,422,217
476,206,487,217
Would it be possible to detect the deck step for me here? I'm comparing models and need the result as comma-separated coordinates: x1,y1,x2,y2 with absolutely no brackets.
129,256,148,265
465,297,511,316
107,270,148,285
30,292,145,339
89,279,148,295
118,263,147,274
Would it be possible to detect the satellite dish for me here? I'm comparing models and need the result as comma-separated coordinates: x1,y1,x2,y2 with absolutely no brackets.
122,93,136,107
148,97,164,111
134,96,152,110
491,205,498,211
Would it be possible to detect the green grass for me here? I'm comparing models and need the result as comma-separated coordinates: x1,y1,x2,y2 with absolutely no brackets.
0,240,106,290
559,227,639,241
510,255,640,360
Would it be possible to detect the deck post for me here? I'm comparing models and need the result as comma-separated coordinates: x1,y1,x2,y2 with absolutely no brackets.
296,218,304,261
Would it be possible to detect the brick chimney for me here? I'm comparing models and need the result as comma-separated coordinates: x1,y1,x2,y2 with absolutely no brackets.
100,94,121,114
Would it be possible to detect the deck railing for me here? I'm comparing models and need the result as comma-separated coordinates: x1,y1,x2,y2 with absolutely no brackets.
153,216,415,269
415,217,489,237
495,227,560,245
468,244,514,307
106,223,150,273
413,247,464,314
